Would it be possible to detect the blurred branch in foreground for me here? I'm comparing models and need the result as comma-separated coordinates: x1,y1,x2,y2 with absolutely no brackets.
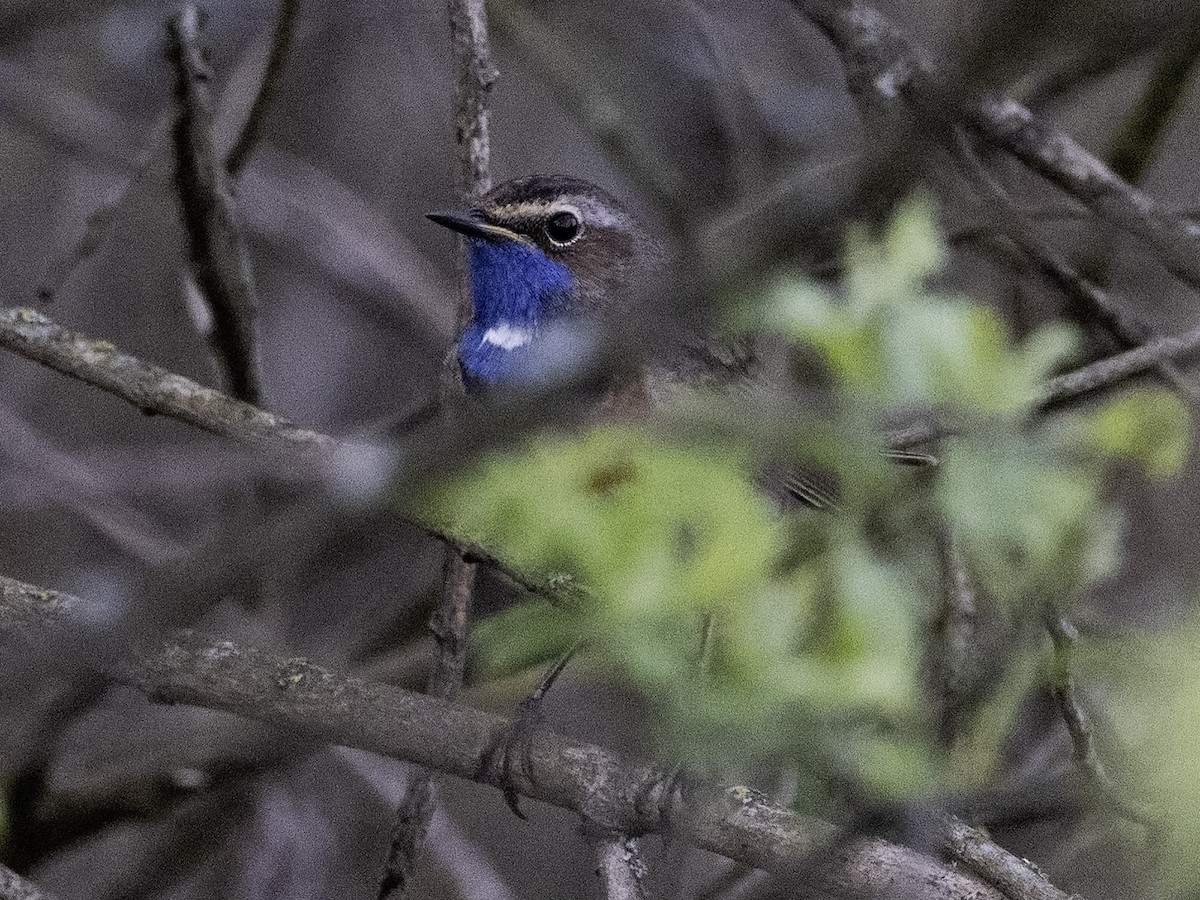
1,299,1195,596
224,0,302,177
799,0,1200,293
377,0,493,892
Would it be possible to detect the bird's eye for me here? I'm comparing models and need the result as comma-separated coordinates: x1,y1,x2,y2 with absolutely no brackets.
545,210,582,246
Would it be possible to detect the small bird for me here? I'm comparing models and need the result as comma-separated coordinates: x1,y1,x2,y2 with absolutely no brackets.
428,174,934,507
426,176,934,815
427,175,660,389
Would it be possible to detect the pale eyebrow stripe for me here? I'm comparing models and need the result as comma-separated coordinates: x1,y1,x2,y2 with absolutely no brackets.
487,197,629,231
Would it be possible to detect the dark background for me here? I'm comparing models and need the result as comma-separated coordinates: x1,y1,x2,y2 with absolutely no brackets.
2,1,1198,897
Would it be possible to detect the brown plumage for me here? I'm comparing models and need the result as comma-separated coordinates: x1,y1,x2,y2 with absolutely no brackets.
429,175,936,508
470,175,662,314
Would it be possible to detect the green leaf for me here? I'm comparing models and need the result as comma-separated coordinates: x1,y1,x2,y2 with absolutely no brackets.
1088,389,1189,478
408,194,1190,810
472,601,579,681
1079,622,1200,892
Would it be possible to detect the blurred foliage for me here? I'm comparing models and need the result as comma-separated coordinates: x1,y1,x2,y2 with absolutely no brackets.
1080,618,1200,893
418,197,1188,812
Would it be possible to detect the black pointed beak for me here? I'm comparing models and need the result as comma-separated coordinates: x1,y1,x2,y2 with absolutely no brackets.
426,209,497,241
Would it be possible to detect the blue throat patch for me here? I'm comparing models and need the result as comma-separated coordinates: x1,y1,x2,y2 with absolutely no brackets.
459,236,573,385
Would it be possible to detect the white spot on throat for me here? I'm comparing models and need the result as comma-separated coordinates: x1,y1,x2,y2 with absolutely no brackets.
481,322,534,351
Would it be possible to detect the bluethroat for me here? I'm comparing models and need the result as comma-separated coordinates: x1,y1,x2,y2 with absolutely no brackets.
427,175,661,390
428,174,933,508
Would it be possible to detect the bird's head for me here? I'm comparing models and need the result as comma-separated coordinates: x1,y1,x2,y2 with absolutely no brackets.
428,175,657,386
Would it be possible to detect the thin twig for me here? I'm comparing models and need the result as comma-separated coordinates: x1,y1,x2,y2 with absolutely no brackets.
1039,323,1200,409
39,0,299,304
800,0,1200,292
952,130,1198,398
166,5,264,403
375,774,438,900
378,2,493,895
0,575,1026,900
591,832,650,900
376,548,477,900
225,0,301,176
1043,612,1156,827
37,111,172,302
928,528,978,746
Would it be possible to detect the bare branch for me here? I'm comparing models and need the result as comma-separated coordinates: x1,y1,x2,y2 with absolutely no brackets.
800,0,1200,293
942,818,1074,900
0,575,1026,900
39,0,300,305
0,864,62,900
166,4,264,403
225,0,301,176
448,0,496,200
1040,323,1200,408
37,111,172,302
379,2,493,893
952,130,1197,397
591,832,650,900
0,307,329,454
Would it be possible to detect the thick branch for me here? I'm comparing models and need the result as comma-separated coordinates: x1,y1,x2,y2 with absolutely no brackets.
801,0,1200,292
166,5,264,403
0,575,1024,900
591,833,649,900
0,307,330,454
